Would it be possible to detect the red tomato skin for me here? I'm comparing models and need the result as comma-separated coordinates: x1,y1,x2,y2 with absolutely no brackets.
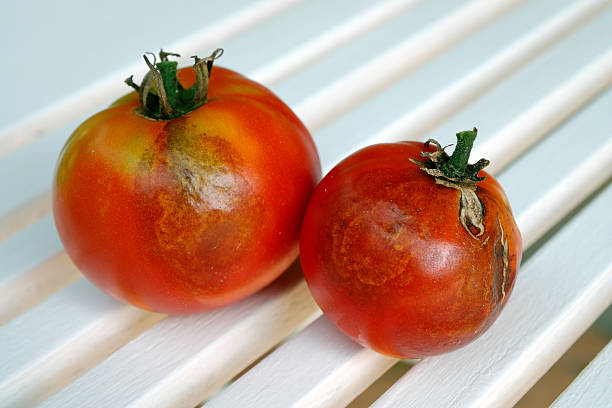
53,66,321,314
299,142,522,358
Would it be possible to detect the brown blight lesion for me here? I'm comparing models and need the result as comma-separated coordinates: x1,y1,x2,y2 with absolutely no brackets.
432,177,485,239
328,176,420,288
134,121,264,292
497,215,510,302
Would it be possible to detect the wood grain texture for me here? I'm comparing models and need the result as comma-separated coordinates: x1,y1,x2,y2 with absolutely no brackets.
40,264,319,408
0,279,163,407
207,317,395,408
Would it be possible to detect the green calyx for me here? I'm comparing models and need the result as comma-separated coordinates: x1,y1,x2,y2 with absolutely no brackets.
125,48,224,120
410,128,491,239
416,128,490,184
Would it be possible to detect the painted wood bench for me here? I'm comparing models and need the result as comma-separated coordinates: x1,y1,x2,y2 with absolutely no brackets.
1,0,611,406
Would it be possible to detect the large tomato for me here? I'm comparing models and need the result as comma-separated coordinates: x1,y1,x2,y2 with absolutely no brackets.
53,49,320,314
300,130,521,358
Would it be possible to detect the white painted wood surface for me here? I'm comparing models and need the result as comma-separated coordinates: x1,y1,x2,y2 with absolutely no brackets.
0,0,306,156
1,0,611,406
551,340,612,408
39,266,318,408
356,0,610,156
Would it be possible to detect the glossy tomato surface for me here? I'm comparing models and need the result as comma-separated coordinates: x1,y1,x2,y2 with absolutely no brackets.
300,141,521,358
53,65,321,314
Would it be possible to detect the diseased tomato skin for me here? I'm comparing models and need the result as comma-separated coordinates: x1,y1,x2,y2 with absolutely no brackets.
53,66,321,314
299,142,521,358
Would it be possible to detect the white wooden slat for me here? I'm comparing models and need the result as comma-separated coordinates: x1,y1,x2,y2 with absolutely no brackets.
0,128,70,221
295,0,526,132
0,215,72,324
0,191,50,243
312,0,612,179
354,0,611,164
551,340,612,407
0,216,61,291
473,48,612,175
202,140,612,408
40,265,319,408
0,252,80,325
0,279,164,407
207,317,396,408
518,139,612,250
251,0,425,85
0,0,305,158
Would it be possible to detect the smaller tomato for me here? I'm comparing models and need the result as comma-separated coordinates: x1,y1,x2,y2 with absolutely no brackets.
300,129,522,358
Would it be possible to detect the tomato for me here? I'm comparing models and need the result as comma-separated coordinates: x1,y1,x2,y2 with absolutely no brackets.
300,129,521,358
53,49,321,314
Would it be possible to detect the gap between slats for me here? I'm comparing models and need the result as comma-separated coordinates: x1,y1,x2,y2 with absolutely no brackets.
39,26,612,408
0,191,51,243
551,340,612,407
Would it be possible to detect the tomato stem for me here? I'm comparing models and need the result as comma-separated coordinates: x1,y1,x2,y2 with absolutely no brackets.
411,128,491,239
420,128,490,183
125,48,224,120
446,128,477,174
